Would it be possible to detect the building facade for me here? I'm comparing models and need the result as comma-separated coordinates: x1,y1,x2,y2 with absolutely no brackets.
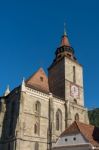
0,29,89,150
53,121,99,150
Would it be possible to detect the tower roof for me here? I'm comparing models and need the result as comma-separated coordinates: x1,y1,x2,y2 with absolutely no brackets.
61,23,70,46
48,29,77,70
61,34,70,47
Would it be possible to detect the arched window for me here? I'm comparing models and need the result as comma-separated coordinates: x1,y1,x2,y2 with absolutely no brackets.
35,101,41,115
75,113,79,121
34,123,39,135
74,99,77,104
56,109,62,131
35,142,39,150
73,66,76,83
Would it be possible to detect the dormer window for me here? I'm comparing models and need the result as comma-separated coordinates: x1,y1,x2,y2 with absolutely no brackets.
73,137,76,141
40,76,43,82
65,138,68,141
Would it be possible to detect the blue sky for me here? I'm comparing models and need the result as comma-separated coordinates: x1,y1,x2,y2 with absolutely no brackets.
0,0,99,109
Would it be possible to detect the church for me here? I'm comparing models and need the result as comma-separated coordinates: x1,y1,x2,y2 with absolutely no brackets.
0,28,89,150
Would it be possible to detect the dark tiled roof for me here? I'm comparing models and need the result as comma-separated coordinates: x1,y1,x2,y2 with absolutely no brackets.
60,121,99,147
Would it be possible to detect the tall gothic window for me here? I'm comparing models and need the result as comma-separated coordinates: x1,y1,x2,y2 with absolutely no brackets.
34,123,39,135
75,113,79,121
35,101,41,115
73,66,76,83
34,101,40,135
56,109,62,131
35,142,39,150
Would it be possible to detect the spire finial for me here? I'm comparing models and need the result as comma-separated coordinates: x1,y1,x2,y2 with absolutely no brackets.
4,85,10,96
64,22,67,36
22,77,25,85
21,77,26,92
61,22,70,46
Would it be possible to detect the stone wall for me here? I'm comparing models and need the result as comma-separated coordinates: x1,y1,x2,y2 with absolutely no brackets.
0,79,89,150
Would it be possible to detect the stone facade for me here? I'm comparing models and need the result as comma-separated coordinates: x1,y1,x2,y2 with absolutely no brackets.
0,31,89,150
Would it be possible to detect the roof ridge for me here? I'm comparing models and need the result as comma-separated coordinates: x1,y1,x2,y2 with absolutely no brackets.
74,121,81,132
75,121,90,143
60,121,80,137
75,121,99,146
76,121,95,129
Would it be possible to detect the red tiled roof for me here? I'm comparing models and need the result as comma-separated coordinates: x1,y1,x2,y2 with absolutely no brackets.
60,121,99,147
26,68,49,94
61,35,70,46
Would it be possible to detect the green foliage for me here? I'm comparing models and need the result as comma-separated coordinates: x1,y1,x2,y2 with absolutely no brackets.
88,108,99,127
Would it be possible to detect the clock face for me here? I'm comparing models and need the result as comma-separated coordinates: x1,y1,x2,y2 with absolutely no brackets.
71,85,79,98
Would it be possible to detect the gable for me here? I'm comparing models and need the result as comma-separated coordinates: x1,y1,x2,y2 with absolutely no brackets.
26,68,49,93
56,133,88,147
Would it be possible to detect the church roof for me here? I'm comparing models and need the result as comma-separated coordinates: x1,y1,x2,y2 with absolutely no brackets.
26,68,49,94
60,121,99,147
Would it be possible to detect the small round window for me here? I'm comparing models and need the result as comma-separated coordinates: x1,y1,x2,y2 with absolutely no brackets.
65,138,68,141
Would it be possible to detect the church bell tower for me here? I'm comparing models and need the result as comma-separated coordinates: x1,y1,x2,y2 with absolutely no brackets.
48,28,84,106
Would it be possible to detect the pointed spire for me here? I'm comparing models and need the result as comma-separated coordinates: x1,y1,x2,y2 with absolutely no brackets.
4,85,10,96
64,22,67,36
61,23,70,47
22,77,25,86
21,77,26,92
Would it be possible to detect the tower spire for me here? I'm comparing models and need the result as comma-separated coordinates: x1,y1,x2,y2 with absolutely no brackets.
64,22,67,36
61,23,70,46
